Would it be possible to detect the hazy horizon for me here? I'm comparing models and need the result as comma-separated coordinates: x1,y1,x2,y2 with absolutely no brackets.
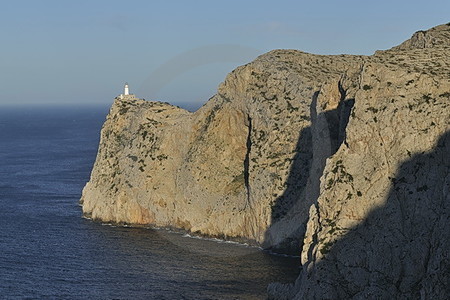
1,0,449,109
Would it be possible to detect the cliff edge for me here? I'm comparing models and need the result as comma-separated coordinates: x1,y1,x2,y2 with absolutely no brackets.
81,24,450,298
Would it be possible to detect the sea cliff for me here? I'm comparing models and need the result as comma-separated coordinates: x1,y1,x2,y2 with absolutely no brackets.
82,24,450,298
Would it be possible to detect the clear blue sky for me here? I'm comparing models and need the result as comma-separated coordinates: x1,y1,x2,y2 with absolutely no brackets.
0,0,448,109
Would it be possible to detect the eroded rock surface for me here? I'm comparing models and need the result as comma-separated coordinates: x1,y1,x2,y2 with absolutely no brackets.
270,24,450,299
82,49,364,253
81,24,450,298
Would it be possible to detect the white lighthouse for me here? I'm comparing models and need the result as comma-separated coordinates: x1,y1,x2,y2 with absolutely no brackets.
119,82,137,100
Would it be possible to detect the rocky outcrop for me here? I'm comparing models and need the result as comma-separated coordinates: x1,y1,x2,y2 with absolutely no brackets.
81,49,365,253
391,23,450,50
269,24,450,299
82,24,450,297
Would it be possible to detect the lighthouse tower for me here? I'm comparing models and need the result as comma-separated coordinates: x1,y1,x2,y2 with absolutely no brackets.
119,82,136,100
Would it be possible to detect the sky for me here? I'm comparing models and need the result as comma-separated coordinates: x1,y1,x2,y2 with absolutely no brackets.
0,0,448,110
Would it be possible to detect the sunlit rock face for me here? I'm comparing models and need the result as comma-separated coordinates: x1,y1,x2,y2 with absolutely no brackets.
269,24,450,299
82,24,450,298
81,48,364,253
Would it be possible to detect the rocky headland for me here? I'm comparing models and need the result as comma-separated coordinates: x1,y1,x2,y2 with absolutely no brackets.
81,24,449,299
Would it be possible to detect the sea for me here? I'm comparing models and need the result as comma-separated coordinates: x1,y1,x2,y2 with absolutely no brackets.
0,106,299,300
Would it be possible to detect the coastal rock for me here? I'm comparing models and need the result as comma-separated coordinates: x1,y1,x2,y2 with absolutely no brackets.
81,50,363,253
81,23,450,298
278,24,450,299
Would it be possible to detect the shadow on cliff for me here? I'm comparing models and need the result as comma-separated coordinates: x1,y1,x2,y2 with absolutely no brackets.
287,130,450,299
263,91,354,254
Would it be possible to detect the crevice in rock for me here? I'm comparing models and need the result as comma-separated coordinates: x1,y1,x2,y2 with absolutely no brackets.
336,81,355,151
244,115,252,207
262,81,356,254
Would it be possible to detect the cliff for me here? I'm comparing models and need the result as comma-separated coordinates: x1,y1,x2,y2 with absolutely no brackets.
81,23,450,298
268,24,450,299
81,50,365,253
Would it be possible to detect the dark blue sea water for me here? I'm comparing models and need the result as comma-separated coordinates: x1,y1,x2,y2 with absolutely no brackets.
0,106,298,299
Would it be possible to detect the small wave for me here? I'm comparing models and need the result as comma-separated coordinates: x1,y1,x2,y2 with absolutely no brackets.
181,233,261,249
100,223,117,228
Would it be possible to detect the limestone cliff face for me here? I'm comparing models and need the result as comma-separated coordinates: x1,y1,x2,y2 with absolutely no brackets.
82,24,450,297
81,49,364,252
269,24,450,299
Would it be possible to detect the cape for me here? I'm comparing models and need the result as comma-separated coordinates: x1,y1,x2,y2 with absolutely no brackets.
81,23,450,299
